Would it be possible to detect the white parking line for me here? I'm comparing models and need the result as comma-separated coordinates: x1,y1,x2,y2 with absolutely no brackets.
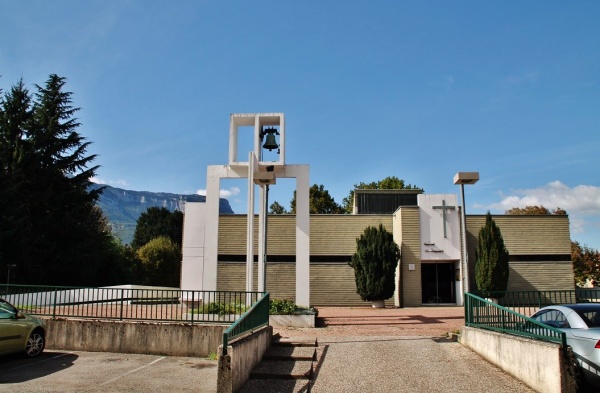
97,357,166,386
7,352,75,371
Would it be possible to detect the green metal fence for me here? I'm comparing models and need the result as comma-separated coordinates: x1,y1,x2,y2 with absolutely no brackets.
0,284,263,323
477,289,600,316
465,292,567,347
222,292,270,356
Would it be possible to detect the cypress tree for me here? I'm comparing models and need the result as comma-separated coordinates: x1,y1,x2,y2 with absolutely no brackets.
475,212,510,297
349,224,400,302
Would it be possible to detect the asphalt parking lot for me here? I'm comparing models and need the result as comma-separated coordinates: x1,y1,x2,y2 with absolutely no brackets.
0,350,217,393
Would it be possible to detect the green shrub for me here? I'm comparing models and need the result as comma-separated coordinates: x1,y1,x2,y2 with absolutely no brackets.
349,224,400,301
475,212,510,298
269,299,317,316
197,302,247,315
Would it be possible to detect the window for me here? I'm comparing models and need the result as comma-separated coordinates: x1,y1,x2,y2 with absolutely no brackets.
532,309,570,328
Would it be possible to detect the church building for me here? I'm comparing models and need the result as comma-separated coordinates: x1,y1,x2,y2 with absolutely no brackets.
182,188,573,307
180,113,573,307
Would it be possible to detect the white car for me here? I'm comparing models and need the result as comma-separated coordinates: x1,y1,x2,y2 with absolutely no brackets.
531,304,600,389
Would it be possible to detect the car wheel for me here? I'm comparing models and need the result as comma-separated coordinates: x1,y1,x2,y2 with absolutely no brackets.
25,329,45,358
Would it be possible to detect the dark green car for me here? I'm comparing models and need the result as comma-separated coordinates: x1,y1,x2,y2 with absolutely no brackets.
0,298,46,357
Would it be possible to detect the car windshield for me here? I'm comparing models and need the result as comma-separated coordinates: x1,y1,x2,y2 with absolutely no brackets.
0,299,17,318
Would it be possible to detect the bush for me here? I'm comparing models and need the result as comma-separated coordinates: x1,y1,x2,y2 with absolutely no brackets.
475,212,510,298
198,302,247,315
349,224,400,301
269,299,317,316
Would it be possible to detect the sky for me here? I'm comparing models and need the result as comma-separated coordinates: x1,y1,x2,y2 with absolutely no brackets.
1,1,599,249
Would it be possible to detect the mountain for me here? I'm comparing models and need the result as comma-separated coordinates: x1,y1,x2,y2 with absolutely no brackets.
92,184,234,245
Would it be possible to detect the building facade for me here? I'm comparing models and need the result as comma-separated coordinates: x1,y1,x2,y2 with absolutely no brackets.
183,190,574,307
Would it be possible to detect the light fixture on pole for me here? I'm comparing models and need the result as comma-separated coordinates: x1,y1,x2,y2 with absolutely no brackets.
453,172,479,295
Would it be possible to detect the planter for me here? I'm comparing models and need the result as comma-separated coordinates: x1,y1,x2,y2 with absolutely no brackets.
269,314,315,328
371,300,385,308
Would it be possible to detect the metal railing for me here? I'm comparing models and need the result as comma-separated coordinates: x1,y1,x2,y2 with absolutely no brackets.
476,289,600,316
0,284,263,323
465,292,567,347
222,292,270,356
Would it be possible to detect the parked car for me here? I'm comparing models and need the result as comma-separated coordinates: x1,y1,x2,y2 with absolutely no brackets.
531,304,600,389
0,298,46,357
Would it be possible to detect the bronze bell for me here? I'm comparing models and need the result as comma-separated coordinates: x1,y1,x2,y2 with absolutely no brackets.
262,130,279,151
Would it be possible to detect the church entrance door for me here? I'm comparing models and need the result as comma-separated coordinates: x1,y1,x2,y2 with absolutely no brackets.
421,262,456,304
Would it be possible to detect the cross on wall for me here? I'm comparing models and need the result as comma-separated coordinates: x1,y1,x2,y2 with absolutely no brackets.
432,200,456,238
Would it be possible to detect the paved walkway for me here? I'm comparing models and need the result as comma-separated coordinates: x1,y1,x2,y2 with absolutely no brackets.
263,306,535,393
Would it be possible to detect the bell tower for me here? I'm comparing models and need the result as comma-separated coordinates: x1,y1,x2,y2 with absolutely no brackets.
181,113,311,307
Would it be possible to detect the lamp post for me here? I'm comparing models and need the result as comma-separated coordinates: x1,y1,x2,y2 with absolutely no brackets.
453,172,479,295
7,264,16,285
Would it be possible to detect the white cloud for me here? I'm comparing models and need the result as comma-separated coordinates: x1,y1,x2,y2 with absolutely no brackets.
489,181,600,215
90,177,105,184
90,177,128,187
196,187,241,199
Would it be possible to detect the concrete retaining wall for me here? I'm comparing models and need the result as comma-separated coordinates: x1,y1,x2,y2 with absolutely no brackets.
217,326,273,393
43,317,227,357
460,327,576,393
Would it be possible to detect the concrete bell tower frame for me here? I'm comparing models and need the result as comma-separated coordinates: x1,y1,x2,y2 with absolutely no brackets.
203,113,310,306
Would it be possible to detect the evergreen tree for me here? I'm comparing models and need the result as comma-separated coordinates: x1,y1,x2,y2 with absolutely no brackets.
0,80,34,271
349,224,400,302
474,212,510,297
0,75,121,286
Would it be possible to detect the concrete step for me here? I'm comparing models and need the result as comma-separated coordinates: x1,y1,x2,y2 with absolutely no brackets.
239,379,311,393
250,360,314,380
263,346,317,361
272,338,318,348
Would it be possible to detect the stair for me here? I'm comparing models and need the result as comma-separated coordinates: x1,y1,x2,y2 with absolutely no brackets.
239,336,319,393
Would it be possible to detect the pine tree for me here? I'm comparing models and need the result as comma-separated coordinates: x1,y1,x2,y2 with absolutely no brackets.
474,212,510,297
349,224,400,302
0,75,121,286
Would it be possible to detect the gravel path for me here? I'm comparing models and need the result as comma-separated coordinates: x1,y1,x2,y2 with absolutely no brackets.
270,306,535,393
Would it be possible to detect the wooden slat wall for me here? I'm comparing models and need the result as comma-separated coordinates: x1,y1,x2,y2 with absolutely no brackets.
218,214,392,256
395,207,422,307
508,262,574,291
217,261,370,306
216,213,574,306
466,215,571,256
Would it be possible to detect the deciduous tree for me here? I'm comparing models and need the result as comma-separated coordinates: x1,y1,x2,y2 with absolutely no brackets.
572,241,600,287
290,184,343,214
505,206,566,215
136,236,181,287
342,176,420,213
269,201,288,214
132,207,183,249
